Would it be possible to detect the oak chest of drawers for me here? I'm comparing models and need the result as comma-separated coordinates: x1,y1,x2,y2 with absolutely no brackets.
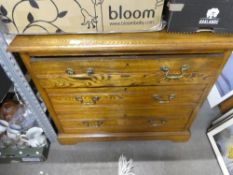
8,32,233,144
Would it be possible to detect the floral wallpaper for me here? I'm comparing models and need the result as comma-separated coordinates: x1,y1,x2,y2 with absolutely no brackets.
0,0,164,34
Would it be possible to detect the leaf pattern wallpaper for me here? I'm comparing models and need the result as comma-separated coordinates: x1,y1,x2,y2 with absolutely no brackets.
0,0,164,34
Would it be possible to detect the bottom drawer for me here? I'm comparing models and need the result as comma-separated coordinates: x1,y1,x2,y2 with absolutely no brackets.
60,115,189,134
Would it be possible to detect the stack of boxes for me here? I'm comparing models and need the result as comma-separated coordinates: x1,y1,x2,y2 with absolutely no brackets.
1,0,232,34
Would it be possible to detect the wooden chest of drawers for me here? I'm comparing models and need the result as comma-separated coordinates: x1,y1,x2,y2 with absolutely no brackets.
8,32,233,144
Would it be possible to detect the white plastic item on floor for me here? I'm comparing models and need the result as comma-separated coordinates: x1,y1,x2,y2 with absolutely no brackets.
118,155,135,175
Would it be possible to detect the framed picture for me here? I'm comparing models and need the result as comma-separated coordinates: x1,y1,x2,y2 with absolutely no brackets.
212,108,233,126
208,53,233,108
208,115,233,175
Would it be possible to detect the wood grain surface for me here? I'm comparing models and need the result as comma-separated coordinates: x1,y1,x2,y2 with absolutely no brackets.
55,104,195,120
8,32,233,56
46,85,205,106
31,54,222,88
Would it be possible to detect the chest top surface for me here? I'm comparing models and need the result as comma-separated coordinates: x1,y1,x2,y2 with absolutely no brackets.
8,32,233,56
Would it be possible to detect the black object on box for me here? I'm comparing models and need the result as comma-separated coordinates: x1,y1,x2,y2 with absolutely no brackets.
166,0,233,33
0,145,49,163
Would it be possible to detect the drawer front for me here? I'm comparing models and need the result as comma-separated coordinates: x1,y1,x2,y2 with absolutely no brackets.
31,54,223,88
55,105,195,120
46,85,206,108
60,115,189,134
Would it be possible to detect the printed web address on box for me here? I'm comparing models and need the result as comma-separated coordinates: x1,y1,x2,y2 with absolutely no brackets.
109,20,155,26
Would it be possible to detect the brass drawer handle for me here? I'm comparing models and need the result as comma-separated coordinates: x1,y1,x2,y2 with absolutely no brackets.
65,67,94,80
153,94,176,103
161,65,190,80
148,119,167,127
75,96,100,105
82,120,104,128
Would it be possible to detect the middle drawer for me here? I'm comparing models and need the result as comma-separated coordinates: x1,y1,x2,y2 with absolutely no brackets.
46,85,205,114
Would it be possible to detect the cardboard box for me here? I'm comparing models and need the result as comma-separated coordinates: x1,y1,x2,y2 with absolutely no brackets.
0,0,164,34
166,0,233,33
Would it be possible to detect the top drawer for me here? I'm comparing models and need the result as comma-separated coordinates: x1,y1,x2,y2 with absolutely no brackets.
30,54,223,88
